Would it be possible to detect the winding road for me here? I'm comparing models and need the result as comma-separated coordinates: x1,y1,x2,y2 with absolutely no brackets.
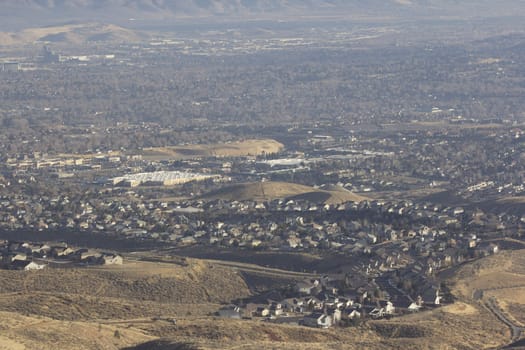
484,296,524,343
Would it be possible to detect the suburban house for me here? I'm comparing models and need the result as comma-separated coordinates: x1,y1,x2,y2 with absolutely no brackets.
408,302,421,312
295,279,320,295
254,306,270,317
347,309,361,319
269,302,283,316
10,260,46,271
302,313,333,328
24,261,46,271
102,253,124,265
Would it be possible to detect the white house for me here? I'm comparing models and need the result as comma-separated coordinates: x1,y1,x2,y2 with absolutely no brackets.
348,310,361,319
385,301,395,315
369,308,385,319
408,302,421,312
11,254,27,262
102,254,123,265
24,262,46,271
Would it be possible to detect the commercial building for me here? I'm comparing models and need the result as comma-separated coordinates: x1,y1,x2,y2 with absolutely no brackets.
111,171,219,187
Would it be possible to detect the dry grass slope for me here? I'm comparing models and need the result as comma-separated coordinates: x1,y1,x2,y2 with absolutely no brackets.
141,139,284,160
450,249,525,328
202,181,367,204
0,23,144,46
0,260,250,321
125,318,386,350
0,310,152,350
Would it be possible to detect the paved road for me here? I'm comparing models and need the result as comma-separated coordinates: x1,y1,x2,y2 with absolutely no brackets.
485,296,524,343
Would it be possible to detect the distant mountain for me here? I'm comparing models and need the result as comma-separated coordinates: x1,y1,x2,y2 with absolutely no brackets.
1,0,525,30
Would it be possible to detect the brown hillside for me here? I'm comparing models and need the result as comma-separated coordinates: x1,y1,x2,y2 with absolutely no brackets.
0,23,145,46
202,181,367,204
448,248,525,327
127,304,509,350
0,259,250,321
142,139,284,160
0,310,152,350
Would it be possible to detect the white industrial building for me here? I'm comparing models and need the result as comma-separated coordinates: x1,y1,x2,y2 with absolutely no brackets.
111,171,218,187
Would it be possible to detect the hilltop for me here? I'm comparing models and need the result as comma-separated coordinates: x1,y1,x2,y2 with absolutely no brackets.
0,22,145,46
201,181,368,204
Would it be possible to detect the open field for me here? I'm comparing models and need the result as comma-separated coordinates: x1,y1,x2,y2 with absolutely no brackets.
141,139,284,160
201,181,367,204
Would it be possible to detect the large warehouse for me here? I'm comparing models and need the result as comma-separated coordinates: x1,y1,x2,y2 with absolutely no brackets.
111,171,218,187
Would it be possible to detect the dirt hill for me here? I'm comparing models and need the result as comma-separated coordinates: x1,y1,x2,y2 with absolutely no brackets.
201,181,368,204
0,23,145,46
0,259,250,321
141,139,284,161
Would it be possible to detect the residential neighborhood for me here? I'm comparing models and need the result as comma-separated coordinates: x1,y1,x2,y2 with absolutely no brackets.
0,240,123,270
1,5,525,347
217,272,442,329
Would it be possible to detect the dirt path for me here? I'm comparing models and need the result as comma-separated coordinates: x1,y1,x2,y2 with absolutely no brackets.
203,259,319,279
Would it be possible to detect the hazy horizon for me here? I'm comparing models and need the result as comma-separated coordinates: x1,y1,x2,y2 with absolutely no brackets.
1,0,525,31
